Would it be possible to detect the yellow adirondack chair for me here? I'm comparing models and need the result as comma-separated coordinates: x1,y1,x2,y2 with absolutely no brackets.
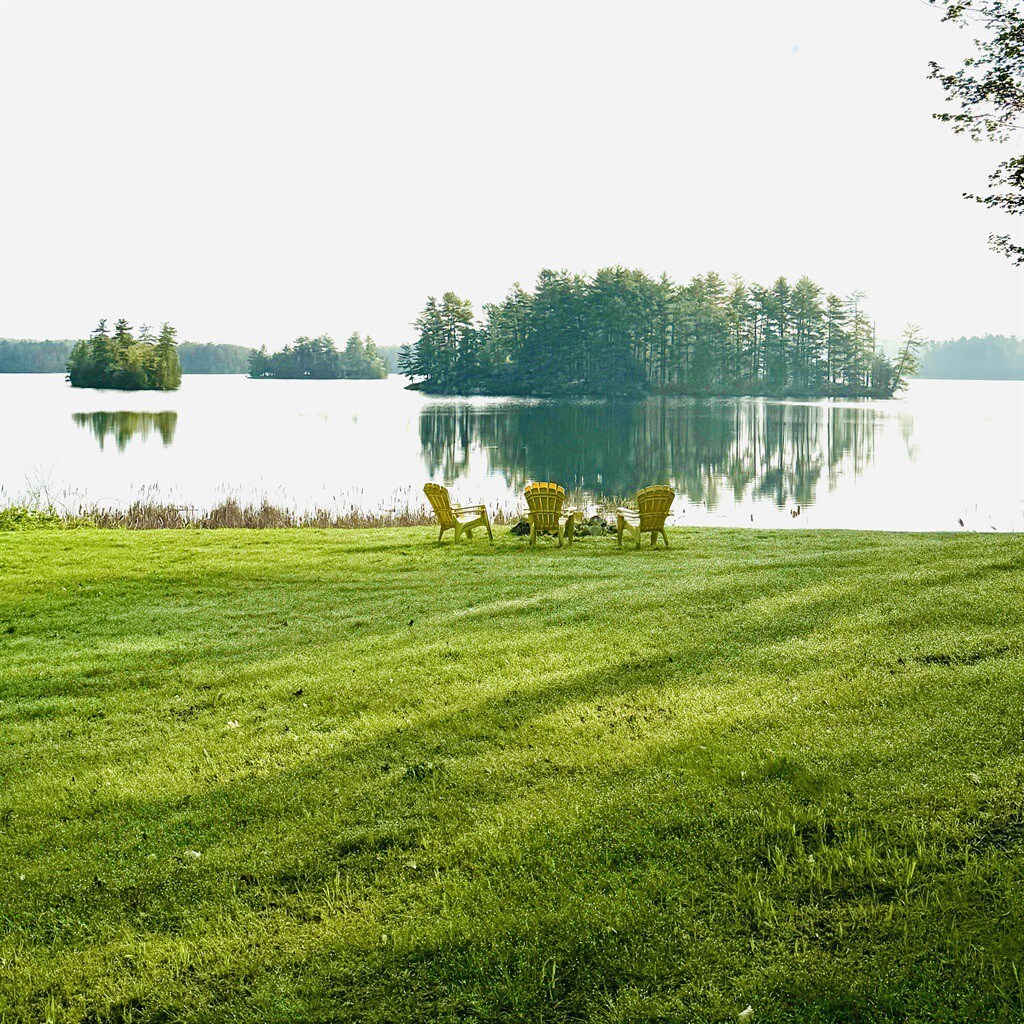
524,482,578,547
617,485,675,548
424,483,493,544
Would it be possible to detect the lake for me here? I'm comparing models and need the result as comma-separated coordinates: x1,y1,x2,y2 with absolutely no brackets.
1,374,1021,531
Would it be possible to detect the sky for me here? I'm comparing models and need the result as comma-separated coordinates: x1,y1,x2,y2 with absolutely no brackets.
1,0,1021,350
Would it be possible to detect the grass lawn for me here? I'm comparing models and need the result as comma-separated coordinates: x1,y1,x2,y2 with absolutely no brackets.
0,526,1022,1023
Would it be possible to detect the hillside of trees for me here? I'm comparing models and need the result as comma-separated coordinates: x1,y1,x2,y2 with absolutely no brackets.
248,333,388,379
0,339,79,372
399,269,920,399
177,342,254,373
1,338,255,374
67,320,182,390
917,335,1023,380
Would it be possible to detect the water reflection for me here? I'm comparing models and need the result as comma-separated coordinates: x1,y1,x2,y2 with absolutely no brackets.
72,411,178,452
419,398,879,508
0,376,1013,530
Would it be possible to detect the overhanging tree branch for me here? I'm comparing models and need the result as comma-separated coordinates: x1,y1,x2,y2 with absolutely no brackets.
928,0,1024,263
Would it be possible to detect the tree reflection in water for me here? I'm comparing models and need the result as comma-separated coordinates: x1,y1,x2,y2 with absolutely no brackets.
72,411,178,452
419,398,878,508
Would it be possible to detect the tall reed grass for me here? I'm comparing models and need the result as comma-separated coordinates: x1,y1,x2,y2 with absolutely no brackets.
0,498,532,530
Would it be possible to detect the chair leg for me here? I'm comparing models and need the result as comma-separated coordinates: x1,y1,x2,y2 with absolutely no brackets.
529,522,536,546
635,530,641,549
650,531,656,547
617,519,623,547
565,519,573,547
557,523,563,548
662,527,669,547
485,517,493,542
454,524,462,544
438,526,446,544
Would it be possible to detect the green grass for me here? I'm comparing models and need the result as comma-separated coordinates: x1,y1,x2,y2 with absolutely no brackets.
0,527,1022,1023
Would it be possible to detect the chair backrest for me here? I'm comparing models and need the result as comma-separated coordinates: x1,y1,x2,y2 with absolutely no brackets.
424,483,456,528
524,482,566,529
637,485,675,531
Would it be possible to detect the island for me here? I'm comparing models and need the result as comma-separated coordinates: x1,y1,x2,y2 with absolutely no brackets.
247,333,388,380
399,268,923,399
67,319,182,391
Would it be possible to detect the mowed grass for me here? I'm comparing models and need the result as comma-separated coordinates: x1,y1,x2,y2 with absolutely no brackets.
0,527,1022,1024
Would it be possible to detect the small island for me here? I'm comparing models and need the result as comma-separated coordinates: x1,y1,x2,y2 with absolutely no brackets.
68,319,182,391
399,268,921,399
248,332,388,380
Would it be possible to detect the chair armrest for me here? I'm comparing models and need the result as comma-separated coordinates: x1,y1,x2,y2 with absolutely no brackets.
616,507,637,515
453,503,486,513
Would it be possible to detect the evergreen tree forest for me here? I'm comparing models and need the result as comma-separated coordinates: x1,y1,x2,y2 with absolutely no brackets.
248,333,388,380
67,320,182,390
400,269,920,398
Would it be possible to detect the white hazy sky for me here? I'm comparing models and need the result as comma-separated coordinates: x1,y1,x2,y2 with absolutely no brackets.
1,0,1021,349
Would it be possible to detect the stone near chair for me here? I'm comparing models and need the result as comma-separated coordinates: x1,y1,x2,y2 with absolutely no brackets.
524,482,578,547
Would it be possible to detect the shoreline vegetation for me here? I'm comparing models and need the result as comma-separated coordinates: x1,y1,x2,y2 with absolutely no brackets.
1,528,1021,1020
0,500,498,531
398,269,924,399
247,332,388,380
2,333,1021,386
0,497,1001,533
67,319,182,391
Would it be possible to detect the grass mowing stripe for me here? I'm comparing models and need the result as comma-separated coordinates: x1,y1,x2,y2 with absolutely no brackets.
0,527,1021,1023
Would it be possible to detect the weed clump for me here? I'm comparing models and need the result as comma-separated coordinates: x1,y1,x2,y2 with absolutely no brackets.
0,505,92,531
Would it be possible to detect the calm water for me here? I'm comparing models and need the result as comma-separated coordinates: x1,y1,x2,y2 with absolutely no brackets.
1,374,1021,531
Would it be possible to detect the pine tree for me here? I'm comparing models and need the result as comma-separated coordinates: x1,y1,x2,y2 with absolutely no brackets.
397,343,415,378
411,297,444,385
726,277,753,388
155,322,182,390
846,292,872,388
249,346,271,378
892,324,924,393
111,319,134,357
361,336,389,379
790,276,824,389
823,294,850,386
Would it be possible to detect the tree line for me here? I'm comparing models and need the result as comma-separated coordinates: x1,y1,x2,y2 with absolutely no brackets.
2,338,264,374
399,268,923,398
0,339,72,372
68,320,182,391
917,335,1023,380
176,341,253,373
248,333,388,379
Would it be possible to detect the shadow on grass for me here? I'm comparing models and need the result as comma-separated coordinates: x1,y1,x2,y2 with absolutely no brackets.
9,622,1024,1023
